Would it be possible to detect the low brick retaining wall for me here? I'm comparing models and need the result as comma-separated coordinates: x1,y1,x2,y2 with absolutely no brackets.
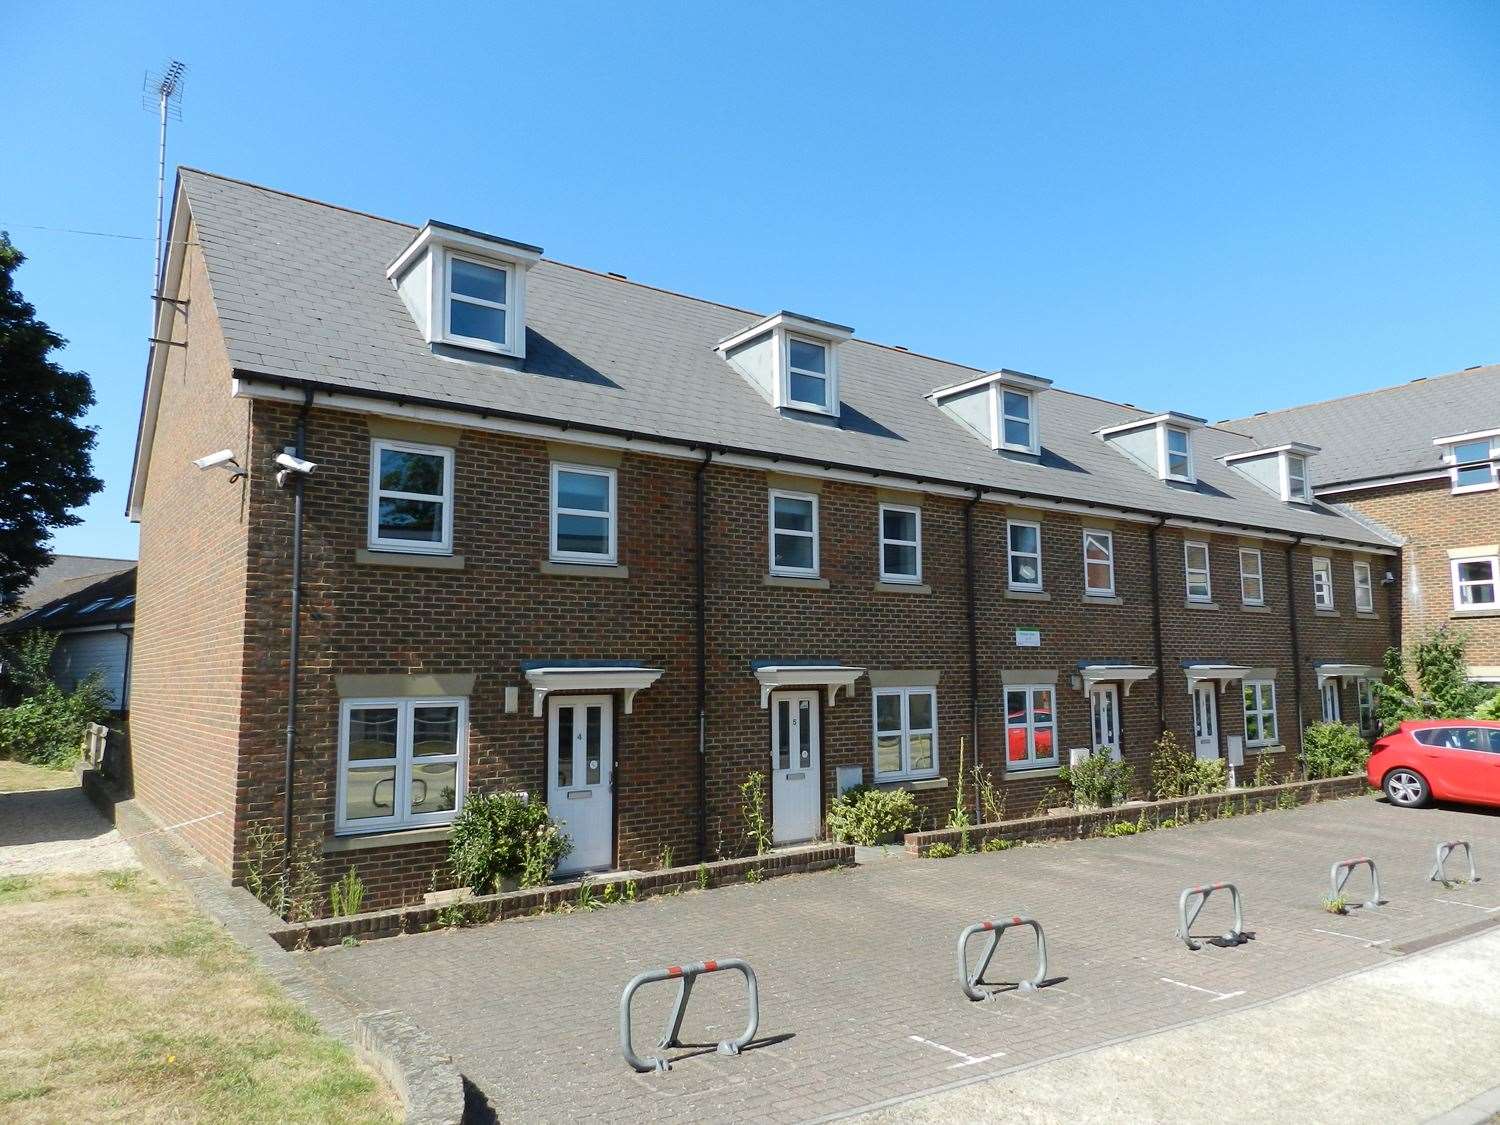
273,841,854,949
904,774,1369,856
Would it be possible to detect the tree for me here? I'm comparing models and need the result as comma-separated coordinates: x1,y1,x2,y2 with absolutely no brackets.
0,233,102,608
1374,627,1498,732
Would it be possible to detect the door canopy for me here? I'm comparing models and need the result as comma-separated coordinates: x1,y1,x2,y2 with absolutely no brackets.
752,662,865,709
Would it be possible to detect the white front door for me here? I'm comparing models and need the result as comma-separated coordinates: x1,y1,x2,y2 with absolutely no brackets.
548,696,613,874
1321,680,1342,723
771,691,820,844
1090,684,1121,759
1192,684,1219,760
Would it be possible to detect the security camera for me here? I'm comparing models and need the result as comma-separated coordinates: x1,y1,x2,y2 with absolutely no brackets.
192,449,246,480
275,451,317,475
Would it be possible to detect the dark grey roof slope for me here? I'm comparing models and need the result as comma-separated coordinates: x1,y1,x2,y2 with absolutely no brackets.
2,556,135,623
176,168,1392,547
1228,364,1500,488
1,566,135,635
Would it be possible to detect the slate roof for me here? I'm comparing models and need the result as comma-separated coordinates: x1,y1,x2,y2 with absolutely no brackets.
1,563,136,634
171,168,1394,548
1227,364,1500,488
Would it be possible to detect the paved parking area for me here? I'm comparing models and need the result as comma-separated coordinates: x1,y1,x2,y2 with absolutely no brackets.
306,796,1500,1123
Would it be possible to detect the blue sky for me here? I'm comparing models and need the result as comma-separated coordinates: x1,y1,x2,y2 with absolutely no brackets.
5,1,1498,561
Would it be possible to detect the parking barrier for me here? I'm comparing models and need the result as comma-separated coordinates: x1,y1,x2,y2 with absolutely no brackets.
1177,882,1246,951
956,915,1048,1000
1329,856,1383,910
1429,840,1480,885
619,959,759,1073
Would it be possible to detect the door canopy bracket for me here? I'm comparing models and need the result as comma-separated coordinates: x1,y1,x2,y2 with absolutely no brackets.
752,663,865,709
524,665,665,717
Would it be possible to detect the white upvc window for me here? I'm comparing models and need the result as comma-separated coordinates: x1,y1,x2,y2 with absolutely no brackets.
368,439,455,554
1353,561,1374,612
1239,548,1265,606
1452,555,1499,609
769,490,819,577
1004,684,1057,769
872,687,939,781
1184,541,1212,602
1242,680,1278,747
1007,520,1043,591
1445,436,1498,494
444,252,515,353
1082,529,1115,596
337,697,467,834
786,336,831,413
1312,556,1334,609
878,504,921,584
1164,425,1194,482
1285,453,1310,503
550,463,618,564
999,389,1036,454
1356,678,1376,734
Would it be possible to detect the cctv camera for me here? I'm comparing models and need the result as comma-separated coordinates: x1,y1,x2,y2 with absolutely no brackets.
275,451,317,475
193,449,237,471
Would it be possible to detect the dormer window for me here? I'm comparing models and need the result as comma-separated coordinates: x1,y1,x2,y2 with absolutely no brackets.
717,311,851,419
1098,412,1204,485
928,369,1050,455
387,221,542,360
1434,429,1499,494
1223,442,1320,504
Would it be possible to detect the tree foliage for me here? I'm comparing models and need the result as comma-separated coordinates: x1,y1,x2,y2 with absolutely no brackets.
0,630,109,767
1374,627,1498,732
0,234,102,609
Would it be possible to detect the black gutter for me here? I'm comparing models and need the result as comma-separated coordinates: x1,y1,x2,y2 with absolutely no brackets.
694,448,714,861
1147,519,1168,737
963,487,982,823
1285,537,1306,775
231,369,1395,557
282,390,313,876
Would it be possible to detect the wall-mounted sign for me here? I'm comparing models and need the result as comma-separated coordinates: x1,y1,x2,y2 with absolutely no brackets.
1015,628,1041,648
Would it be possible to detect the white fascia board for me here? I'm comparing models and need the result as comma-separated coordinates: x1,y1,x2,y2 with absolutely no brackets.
1222,441,1322,464
928,369,1052,402
386,222,542,281
127,186,194,522
1096,411,1206,440
715,311,853,355
1433,427,1500,447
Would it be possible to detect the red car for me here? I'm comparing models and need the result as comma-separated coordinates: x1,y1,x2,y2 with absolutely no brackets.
1367,719,1500,808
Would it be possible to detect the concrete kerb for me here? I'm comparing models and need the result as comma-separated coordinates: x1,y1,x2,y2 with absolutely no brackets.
78,769,466,1125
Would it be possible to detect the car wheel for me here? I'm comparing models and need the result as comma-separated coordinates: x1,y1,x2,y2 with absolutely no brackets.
1383,769,1430,808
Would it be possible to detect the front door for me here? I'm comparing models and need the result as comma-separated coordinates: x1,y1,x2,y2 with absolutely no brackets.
1090,684,1121,759
548,696,613,874
1192,684,1219,760
1321,680,1342,723
771,691,820,844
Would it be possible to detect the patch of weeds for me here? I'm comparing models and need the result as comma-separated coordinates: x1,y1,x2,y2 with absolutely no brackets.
430,902,486,930
1276,787,1300,810
926,843,957,859
339,935,360,949
1322,895,1349,915
601,881,619,906
980,836,1018,853
743,866,764,884
696,863,711,890
101,870,140,893
621,879,637,903
1157,817,1180,830
657,843,675,871
1097,820,1139,838
0,875,35,902
328,867,365,918
739,772,771,856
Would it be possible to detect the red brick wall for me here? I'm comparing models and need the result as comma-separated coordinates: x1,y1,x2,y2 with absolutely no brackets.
1341,479,1500,668
130,224,249,872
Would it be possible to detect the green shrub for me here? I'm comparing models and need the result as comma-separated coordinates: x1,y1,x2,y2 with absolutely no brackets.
925,842,957,859
825,785,919,845
980,836,1018,853
1150,730,1225,799
1097,819,1139,837
1060,751,1133,808
0,631,109,767
1375,629,1497,732
1302,722,1370,779
448,791,571,895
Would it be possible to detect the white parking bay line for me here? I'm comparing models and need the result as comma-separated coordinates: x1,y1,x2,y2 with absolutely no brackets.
1311,927,1390,946
1436,899,1500,913
1159,977,1246,1002
907,1034,1007,1069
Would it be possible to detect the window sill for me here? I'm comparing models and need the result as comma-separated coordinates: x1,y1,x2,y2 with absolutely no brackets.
1082,594,1123,606
1244,742,1285,755
874,775,948,792
323,825,453,854
1356,610,1380,620
540,560,630,579
874,580,931,594
1183,600,1219,611
1451,607,1500,619
765,574,830,590
1005,588,1051,602
355,549,464,570
1002,765,1061,780
1240,603,1271,614
1314,608,1340,618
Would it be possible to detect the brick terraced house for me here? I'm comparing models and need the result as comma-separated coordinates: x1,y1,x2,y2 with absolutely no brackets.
126,169,1397,913
1234,365,1500,693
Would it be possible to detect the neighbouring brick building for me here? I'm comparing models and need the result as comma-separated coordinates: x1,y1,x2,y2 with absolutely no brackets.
126,169,1397,913
1233,366,1500,691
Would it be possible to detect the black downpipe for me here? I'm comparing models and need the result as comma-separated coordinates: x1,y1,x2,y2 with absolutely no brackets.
282,391,313,873
1147,519,1167,737
964,488,982,823
1286,538,1306,773
694,449,713,860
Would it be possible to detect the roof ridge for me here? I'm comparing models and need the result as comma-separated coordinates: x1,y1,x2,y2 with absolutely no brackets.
178,167,420,231
1224,362,1500,424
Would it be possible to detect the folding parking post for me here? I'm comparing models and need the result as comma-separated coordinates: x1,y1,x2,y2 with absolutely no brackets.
1429,841,1480,885
1177,883,1246,951
618,959,759,1074
1329,856,1383,910
956,915,1048,1001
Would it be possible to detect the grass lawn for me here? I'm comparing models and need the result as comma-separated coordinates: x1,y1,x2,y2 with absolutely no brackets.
0,871,399,1123
0,757,79,794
